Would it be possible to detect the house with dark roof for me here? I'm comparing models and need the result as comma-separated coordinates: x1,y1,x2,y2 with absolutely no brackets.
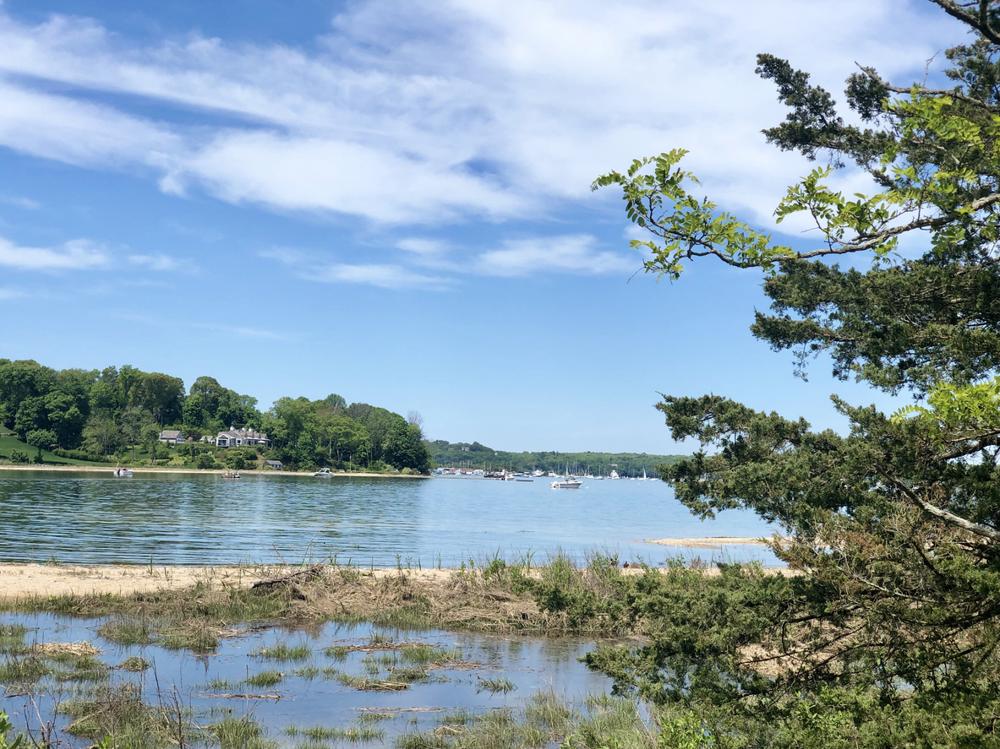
158,429,186,445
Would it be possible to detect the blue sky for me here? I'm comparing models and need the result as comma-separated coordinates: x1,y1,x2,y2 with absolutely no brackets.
0,0,963,452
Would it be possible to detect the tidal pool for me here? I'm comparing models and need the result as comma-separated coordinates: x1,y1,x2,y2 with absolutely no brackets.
0,612,612,747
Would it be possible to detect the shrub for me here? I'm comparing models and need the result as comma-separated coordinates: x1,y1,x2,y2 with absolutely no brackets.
7,451,29,465
195,453,217,470
53,448,109,462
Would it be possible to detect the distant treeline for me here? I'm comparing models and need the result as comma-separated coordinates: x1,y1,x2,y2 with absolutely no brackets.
0,359,430,473
426,440,683,477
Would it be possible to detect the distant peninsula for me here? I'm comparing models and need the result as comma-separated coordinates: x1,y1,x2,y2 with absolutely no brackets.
426,439,683,478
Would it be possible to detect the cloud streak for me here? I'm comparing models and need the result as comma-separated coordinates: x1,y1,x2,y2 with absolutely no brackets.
0,236,109,270
263,233,637,290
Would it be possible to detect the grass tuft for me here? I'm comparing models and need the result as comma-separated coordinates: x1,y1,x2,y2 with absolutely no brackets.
245,670,283,688
210,715,278,749
251,642,311,662
98,615,154,646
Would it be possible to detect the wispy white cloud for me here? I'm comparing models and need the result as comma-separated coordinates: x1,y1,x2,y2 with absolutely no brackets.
0,2,963,230
314,263,452,290
257,247,305,264
0,80,180,172
263,233,635,289
116,311,290,340
0,194,40,210
0,287,28,300
261,246,451,290
192,322,288,340
474,234,635,277
396,238,452,256
127,253,197,273
0,235,109,270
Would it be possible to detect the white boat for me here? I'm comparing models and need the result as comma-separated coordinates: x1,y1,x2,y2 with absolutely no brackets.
222,470,241,479
639,468,648,481
551,476,583,489
313,467,333,478
609,470,620,480
112,467,133,478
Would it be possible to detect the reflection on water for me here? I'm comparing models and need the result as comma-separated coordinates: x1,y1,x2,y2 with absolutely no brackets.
0,612,611,747
0,472,778,566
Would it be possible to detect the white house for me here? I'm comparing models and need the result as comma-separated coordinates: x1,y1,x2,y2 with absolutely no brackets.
216,427,270,449
158,429,186,445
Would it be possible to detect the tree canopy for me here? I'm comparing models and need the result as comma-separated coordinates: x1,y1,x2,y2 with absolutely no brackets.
586,1,1000,744
0,359,429,473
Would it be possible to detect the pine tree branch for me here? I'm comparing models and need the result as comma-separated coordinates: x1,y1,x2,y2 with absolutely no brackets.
886,475,1000,542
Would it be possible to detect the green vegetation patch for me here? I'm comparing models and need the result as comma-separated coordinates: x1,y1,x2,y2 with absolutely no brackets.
286,724,385,743
250,642,311,661
210,716,278,749
244,669,283,688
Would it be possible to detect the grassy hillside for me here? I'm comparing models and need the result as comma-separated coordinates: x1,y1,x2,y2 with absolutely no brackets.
0,432,104,466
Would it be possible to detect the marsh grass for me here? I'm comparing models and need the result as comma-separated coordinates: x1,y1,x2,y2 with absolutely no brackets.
49,653,110,683
293,665,322,679
119,656,150,672
393,692,653,749
57,683,195,744
561,694,660,748
97,615,154,646
210,715,278,749
0,624,28,655
332,662,429,692
206,677,238,691
477,676,516,694
245,670,283,688
325,645,350,660
286,724,385,742
0,654,49,685
251,642,311,661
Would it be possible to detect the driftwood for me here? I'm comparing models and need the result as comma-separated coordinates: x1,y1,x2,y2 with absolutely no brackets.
250,565,324,599
202,692,282,700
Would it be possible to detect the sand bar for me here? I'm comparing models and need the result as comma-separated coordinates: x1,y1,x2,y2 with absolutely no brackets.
647,536,779,548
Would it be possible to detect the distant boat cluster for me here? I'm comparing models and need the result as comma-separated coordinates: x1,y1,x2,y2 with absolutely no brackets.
432,466,657,489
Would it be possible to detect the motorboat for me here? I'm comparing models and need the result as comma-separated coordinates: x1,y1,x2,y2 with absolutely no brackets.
314,467,333,478
222,470,241,479
551,476,583,489
112,467,133,478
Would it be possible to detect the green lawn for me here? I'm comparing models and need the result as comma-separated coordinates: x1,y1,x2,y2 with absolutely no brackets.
0,433,105,466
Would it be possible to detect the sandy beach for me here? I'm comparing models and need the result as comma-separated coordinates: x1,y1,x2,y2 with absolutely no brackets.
0,563,458,599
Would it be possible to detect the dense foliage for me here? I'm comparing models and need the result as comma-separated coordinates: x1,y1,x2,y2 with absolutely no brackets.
587,1,1000,745
0,359,429,473
427,440,682,476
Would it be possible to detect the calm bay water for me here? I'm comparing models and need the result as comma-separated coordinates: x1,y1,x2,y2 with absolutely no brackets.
0,471,778,566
